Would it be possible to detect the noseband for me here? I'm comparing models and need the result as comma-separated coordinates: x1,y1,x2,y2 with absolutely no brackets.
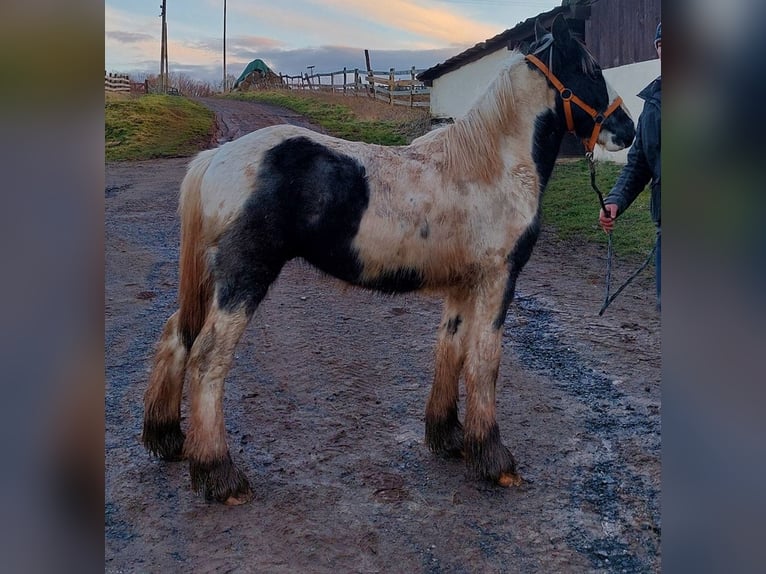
525,52,623,153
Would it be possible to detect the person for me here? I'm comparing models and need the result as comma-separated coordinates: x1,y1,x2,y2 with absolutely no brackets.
599,21,662,309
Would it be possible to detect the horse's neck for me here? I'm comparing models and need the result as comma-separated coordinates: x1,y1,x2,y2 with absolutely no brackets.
433,60,559,186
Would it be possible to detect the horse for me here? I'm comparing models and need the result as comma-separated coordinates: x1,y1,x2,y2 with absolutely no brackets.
142,15,635,505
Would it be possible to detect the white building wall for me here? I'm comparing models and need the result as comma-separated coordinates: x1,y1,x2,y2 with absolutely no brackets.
430,49,512,119
596,58,660,162
429,52,661,164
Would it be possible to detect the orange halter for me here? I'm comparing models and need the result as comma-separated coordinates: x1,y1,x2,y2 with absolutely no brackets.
525,53,624,153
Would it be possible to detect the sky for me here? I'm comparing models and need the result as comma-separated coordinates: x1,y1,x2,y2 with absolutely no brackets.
105,0,561,86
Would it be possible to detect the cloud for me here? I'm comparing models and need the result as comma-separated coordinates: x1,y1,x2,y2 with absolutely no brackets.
230,2,407,49
230,35,286,51
322,0,497,46
107,31,154,44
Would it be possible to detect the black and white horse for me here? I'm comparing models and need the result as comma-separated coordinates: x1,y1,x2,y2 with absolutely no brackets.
142,15,635,504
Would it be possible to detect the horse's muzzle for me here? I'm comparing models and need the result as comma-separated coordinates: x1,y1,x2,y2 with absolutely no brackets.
604,108,636,150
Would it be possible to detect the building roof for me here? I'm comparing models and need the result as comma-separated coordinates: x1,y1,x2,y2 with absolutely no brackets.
417,3,579,85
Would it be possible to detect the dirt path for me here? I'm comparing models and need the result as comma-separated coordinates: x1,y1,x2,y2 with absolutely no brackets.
105,99,661,573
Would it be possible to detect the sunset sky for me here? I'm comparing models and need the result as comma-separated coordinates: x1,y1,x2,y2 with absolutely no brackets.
105,0,561,85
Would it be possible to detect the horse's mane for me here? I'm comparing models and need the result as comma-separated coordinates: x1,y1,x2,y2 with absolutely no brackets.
572,37,599,77
440,51,529,184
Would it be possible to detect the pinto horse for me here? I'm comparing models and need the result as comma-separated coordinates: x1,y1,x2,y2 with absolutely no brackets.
142,15,635,504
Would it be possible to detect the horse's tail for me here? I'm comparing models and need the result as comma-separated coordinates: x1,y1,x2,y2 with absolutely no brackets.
177,148,217,351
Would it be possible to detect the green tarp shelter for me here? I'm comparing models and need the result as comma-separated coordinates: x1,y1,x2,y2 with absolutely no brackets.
233,59,274,89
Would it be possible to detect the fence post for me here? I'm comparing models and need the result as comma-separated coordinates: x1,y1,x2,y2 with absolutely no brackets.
366,70,374,98
343,67,347,94
411,66,416,107
389,68,395,105
354,68,362,96
364,49,373,97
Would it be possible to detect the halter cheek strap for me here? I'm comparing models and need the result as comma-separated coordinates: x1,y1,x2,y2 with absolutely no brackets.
525,53,623,153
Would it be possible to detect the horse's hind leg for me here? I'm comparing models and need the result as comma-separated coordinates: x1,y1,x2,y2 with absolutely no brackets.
425,293,473,458
183,301,253,505
142,311,187,460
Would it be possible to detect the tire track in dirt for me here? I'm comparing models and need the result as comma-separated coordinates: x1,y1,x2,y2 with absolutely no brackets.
507,294,660,571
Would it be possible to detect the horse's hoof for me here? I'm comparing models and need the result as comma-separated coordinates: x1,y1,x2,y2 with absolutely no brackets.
224,489,254,506
498,472,522,487
189,454,253,504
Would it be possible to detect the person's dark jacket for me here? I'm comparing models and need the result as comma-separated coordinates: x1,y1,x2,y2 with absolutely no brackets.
604,77,661,226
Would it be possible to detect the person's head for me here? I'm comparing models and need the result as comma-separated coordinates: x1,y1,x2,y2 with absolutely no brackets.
654,21,661,59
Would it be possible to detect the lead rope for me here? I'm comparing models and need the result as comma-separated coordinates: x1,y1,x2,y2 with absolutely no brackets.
586,153,657,315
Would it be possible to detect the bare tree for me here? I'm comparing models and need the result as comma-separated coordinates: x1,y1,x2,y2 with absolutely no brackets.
168,72,216,97
218,74,237,93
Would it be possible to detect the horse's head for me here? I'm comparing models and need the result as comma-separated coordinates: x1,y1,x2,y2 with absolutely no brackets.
527,15,635,152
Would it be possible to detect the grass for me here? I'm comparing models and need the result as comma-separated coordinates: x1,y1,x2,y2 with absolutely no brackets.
104,90,654,256
544,159,655,258
105,94,215,161
226,90,430,145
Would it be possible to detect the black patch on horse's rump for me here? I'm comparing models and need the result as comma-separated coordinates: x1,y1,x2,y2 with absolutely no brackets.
214,185,289,314
265,136,372,279
493,214,541,330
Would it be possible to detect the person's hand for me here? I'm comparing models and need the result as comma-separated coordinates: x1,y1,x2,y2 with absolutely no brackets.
599,204,618,233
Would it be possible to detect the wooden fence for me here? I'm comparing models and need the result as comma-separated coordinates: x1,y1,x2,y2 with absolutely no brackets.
278,66,430,108
105,72,130,93
105,72,149,94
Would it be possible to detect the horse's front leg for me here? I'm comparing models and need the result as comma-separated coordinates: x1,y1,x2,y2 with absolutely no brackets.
425,292,474,458
183,303,253,505
463,279,522,487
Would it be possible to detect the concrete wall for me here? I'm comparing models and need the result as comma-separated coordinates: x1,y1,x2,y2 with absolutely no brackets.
429,51,661,164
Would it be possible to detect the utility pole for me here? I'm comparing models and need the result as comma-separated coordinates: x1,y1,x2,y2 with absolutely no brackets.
223,0,227,92
159,0,168,93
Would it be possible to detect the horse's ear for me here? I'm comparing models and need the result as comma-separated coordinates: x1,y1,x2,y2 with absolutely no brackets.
551,14,573,46
534,19,548,43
